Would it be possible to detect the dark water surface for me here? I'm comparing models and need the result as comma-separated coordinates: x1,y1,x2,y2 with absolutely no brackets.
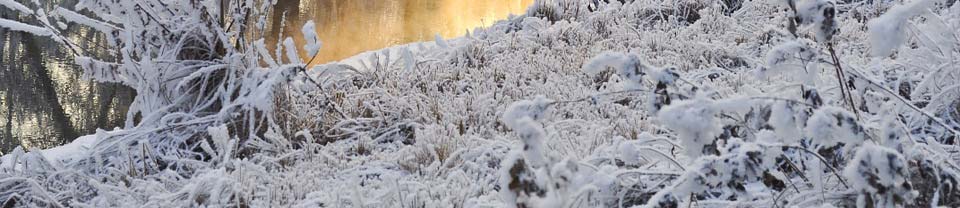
0,20,134,153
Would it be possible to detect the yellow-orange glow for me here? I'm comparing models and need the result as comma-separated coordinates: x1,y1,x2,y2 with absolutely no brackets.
267,0,534,65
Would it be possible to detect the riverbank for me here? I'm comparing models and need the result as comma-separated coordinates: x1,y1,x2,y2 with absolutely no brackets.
3,0,960,207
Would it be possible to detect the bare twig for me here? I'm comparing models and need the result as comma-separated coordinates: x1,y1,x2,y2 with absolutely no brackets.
615,169,682,177
747,96,820,107
296,66,348,119
636,146,686,171
827,43,860,120
548,89,649,106
759,144,850,188
845,66,960,144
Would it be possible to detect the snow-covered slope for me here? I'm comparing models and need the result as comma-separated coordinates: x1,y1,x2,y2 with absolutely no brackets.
2,0,960,207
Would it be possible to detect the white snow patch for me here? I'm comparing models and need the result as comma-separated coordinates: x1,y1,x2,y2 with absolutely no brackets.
302,20,321,58
657,98,721,158
502,96,553,129
435,33,449,48
804,106,865,148
283,37,301,64
583,52,648,89
867,0,938,57
0,17,50,36
40,135,98,163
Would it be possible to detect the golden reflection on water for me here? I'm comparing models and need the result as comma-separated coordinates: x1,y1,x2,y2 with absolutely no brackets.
269,0,534,64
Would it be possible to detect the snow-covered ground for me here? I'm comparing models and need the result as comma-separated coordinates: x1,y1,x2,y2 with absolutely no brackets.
2,0,960,207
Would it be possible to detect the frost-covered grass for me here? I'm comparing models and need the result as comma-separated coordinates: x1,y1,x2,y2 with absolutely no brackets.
2,0,960,207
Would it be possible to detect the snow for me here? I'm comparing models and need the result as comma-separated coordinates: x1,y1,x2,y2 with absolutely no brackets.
651,67,680,85
0,134,98,169
0,0,33,15
283,37,301,64
657,97,721,158
302,20,321,58
0,17,50,36
843,143,918,207
795,0,838,42
4,0,960,207
38,135,97,162
75,56,128,84
510,117,548,166
502,96,553,129
503,97,553,166
401,48,415,72
54,7,115,35
255,38,279,67
867,0,938,57
618,140,643,166
434,33,449,48
200,0,221,18
761,39,817,84
769,101,802,144
498,151,533,207
582,52,647,89
0,135,98,171
804,106,865,148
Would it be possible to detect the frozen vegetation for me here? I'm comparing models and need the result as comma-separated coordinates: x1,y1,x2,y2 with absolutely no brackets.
1,0,960,207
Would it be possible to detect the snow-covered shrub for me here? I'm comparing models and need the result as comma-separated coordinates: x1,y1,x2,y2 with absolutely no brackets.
843,144,916,207
721,0,746,15
778,0,840,43
527,0,590,23
797,0,839,42
906,152,960,207
644,139,784,207
582,52,685,113
805,106,866,150
759,39,818,83
499,151,548,208
499,98,619,208
657,98,722,158
859,0,960,144
301,20,321,58
0,0,957,206
866,0,941,57
0,0,344,206
492,1,960,206
583,52,650,89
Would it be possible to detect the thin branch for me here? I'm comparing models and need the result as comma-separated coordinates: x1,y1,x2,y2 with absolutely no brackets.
615,169,682,177
827,43,860,120
297,66,348,119
846,66,960,144
548,89,649,106
749,96,819,108
764,144,850,189
134,3,172,34
636,146,686,171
